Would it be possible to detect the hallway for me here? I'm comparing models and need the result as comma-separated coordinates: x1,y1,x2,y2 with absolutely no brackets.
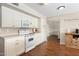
22,36,79,56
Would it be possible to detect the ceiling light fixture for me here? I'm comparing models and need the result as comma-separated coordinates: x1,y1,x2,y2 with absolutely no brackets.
39,3,49,6
57,6,65,10
43,3,49,5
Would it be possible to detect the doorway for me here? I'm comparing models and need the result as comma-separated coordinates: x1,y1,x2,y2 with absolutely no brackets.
48,20,60,43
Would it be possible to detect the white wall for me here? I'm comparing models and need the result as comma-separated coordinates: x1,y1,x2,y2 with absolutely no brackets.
40,17,50,42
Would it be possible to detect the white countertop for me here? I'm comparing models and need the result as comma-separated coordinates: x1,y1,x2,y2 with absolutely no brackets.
0,33,21,37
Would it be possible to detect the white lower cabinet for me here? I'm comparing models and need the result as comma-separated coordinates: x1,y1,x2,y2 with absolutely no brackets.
5,38,16,56
34,33,41,46
5,36,25,56
15,36,25,55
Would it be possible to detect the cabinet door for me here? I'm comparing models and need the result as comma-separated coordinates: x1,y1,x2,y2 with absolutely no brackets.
12,9,21,27
2,6,14,27
15,36,25,55
2,6,22,27
34,33,41,46
28,17,33,28
34,19,38,28
21,14,30,28
34,18,39,28
5,38,16,56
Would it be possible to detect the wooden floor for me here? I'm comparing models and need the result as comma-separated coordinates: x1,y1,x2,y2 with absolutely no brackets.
22,35,79,56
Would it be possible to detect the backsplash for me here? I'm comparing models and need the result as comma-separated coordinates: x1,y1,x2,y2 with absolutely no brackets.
0,28,33,36
0,28,19,35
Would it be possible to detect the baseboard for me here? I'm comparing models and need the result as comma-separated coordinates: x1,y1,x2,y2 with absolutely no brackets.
60,42,65,45
19,52,25,56
25,45,36,53
35,41,46,47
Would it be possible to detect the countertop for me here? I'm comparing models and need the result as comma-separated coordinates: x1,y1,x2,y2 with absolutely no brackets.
65,32,79,35
0,33,36,38
0,33,23,38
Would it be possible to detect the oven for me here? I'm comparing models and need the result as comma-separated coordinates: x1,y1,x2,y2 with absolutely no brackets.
19,29,35,53
25,34,35,52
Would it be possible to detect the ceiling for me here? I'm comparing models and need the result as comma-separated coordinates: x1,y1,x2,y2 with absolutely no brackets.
26,3,79,17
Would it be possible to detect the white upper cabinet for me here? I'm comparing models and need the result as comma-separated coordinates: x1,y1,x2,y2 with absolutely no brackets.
21,14,30,28
0,6,39,28
28,16,39,28
33,18,39,28
28,16,34,28
1,6,21,27
35,18,38,28
2,6,15,27
12,9,22,27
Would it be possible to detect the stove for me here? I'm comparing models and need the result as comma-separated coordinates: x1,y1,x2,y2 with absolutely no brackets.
19,29,36,53
25,34,35,52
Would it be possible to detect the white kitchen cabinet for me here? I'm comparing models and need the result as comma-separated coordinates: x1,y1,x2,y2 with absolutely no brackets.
33,18,39,28
34,18,38,28
21,14,30,28
1,6,15,27
28,16,39,28
34,33,41,46
28,17,34,28
12,9,22,27
5,36,25,56
21,14,34,28
1,6,32,28
1,6,21,27
1,6,29,28
5,37,16,56
0,6,39,28
15,36,25,55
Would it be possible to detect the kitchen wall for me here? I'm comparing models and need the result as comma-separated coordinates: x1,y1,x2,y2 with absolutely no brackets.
40,17,49,42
